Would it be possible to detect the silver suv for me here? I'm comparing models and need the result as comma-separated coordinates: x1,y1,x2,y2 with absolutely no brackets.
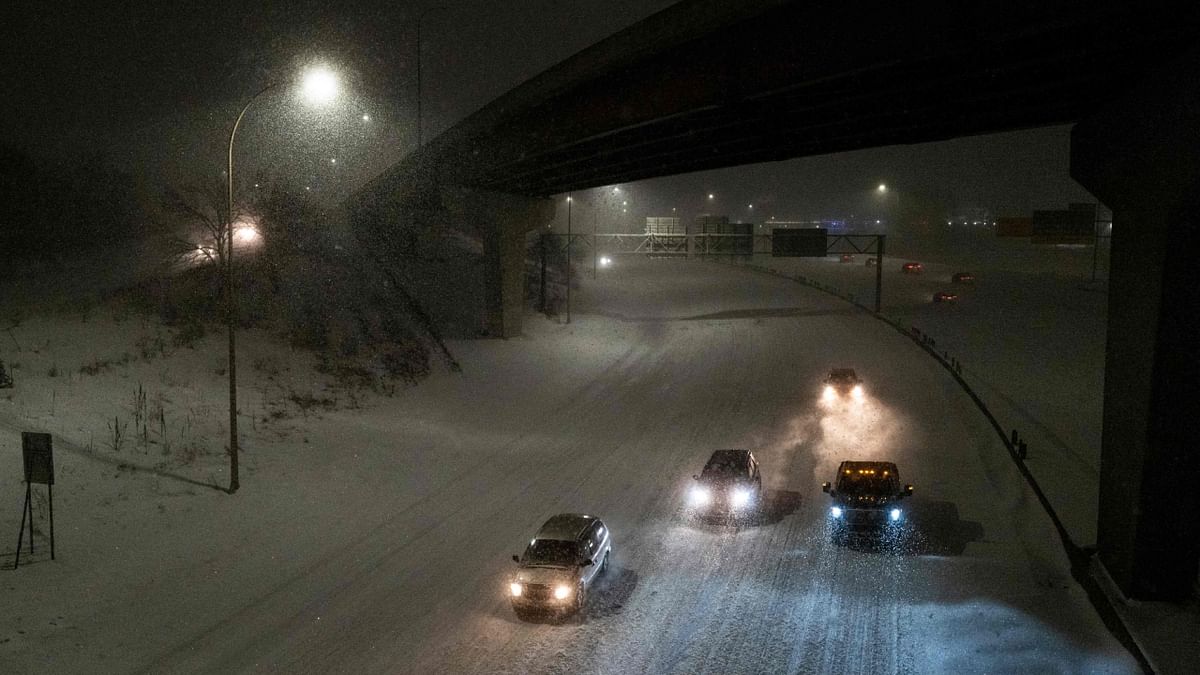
509,514,612,617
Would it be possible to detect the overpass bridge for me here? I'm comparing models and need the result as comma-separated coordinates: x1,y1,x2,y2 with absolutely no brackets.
347,0,1200,600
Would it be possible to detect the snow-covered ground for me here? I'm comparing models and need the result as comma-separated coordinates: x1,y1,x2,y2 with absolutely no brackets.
2,256,1138,673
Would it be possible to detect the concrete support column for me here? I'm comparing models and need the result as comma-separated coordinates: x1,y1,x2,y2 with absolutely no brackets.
1071,49,1200,599
481,218,529,338
442,187,555,339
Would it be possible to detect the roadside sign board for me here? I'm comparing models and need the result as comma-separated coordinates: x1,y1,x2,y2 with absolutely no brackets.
22,432,54,485
772,228,827,257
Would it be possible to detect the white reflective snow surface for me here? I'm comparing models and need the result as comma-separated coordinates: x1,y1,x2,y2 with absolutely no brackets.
152,259,1136,672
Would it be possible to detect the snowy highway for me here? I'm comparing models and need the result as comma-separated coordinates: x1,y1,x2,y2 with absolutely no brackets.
137,257,1134,674
0,256,1135,674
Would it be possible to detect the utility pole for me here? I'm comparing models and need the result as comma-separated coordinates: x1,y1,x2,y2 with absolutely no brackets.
875,235,886,313
566,194,572,324
593,210,598,279
416,6,446,150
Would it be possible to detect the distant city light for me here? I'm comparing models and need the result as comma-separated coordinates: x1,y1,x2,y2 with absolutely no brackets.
877,183,887,192
330,158,337,164
708,193,715,200
748,204,753,209
362,113,371,121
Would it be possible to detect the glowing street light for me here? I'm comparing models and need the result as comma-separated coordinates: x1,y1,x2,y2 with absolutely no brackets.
877,183,888,193
300,66,339,105
708,193,715,200
224,63,341,494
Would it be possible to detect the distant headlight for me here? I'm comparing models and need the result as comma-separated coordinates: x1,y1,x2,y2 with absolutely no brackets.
554,585,572,600
851,385,864,400
600,256,613,267
690,485,711,506
510,582,523,597
830,506,843,518
889,508,901,522
822,385,836,402
731,487,752,508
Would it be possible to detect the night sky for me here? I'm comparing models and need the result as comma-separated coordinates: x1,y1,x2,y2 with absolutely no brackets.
4,0,1094,219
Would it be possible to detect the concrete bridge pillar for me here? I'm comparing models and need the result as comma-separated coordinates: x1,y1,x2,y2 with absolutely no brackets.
1071,49,1200,599
437,186,555,338
347,176,554,340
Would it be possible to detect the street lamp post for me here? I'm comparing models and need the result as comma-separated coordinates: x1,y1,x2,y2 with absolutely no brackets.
566,194,572,324
224,66,338,494
876,183,900,227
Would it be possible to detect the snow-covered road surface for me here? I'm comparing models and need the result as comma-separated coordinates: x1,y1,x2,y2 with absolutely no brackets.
3,257,1133,673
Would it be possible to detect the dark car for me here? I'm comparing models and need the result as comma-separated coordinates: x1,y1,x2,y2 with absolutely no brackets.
823,461,913,544
901,262,924,274
932,291,958,303
952,272,976,283
822,368,864,403
510,514,613,617
687,449,762,519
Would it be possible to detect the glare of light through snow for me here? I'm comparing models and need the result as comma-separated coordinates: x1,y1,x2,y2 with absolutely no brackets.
785,390,917,484
233,219,262,249
301,66,339,105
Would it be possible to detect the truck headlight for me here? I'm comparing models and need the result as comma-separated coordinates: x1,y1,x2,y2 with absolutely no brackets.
851,385,864,401
510,582,523,597
830,506,843,518
822,385,836,402
731,487,752,508
554,585,572,600
889,508,901,522
690,486,711,506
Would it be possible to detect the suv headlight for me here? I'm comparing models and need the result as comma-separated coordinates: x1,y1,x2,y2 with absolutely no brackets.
822,385,836,402
731,487,752,508
510,582,523,597
830,506,843,518
690,485,711,506
851,385,864,400
889,508,901,522
554,585,572,600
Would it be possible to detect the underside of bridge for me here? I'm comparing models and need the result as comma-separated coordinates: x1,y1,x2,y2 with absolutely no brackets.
408,0,1196,196
347,1,1200,598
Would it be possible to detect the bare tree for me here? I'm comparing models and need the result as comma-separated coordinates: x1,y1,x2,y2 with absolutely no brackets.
160,182,239,268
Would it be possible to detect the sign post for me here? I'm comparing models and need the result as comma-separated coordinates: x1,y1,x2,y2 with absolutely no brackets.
13,432,54,569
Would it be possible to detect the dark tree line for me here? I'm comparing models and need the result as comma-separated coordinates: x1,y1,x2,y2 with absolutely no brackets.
0,144,144,257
